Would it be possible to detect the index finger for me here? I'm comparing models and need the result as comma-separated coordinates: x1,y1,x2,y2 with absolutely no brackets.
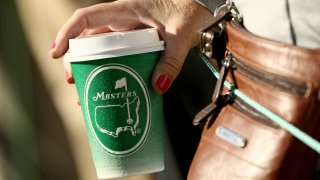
49,1,165,59
49,2,123,59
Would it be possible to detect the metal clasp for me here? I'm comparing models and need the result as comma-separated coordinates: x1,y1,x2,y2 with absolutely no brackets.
199,1,242,58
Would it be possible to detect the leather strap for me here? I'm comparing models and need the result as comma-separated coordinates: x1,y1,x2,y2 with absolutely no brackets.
195,0,226,14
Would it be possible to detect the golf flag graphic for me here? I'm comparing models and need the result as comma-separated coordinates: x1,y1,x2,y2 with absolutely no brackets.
115,77,127,90
114,77,132,124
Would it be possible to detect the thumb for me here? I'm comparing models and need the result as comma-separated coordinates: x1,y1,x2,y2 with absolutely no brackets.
152,33,192,94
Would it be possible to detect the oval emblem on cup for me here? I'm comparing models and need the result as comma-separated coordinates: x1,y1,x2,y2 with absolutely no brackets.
84,63,151,155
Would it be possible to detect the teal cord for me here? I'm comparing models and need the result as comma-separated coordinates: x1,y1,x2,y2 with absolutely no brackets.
199,52,320,153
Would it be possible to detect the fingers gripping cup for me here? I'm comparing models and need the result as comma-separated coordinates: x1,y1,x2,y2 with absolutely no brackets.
64,28,165,179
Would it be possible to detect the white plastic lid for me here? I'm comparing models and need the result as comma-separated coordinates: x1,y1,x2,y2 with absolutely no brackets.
64,28,164,62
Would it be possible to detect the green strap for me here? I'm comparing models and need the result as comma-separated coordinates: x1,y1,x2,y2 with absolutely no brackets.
199,52,320,154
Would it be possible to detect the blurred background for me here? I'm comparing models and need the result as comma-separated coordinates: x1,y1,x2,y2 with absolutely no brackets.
0,0,214,180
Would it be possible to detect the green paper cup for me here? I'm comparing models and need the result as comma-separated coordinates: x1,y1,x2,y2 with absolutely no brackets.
64,28,165,179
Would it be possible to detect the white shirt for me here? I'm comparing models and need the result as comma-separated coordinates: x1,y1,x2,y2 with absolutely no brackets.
233,0,320,49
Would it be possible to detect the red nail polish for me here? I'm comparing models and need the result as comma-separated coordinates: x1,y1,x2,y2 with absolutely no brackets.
51,42,56,49
66,71,74,84
156,75,171,93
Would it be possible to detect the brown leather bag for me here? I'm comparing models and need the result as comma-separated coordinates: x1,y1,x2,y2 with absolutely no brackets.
188,21,320,180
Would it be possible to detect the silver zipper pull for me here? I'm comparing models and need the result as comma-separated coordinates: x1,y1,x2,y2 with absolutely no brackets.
211,52,232,102
193,53,234,125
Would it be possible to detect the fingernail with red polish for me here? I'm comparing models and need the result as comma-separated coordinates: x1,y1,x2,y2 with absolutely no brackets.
156,74,171,93
51,42,56,49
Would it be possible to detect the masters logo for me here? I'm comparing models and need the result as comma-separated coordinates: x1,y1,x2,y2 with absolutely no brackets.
84,64,151,155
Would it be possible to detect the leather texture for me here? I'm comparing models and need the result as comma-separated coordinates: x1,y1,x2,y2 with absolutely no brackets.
188,21,320,180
